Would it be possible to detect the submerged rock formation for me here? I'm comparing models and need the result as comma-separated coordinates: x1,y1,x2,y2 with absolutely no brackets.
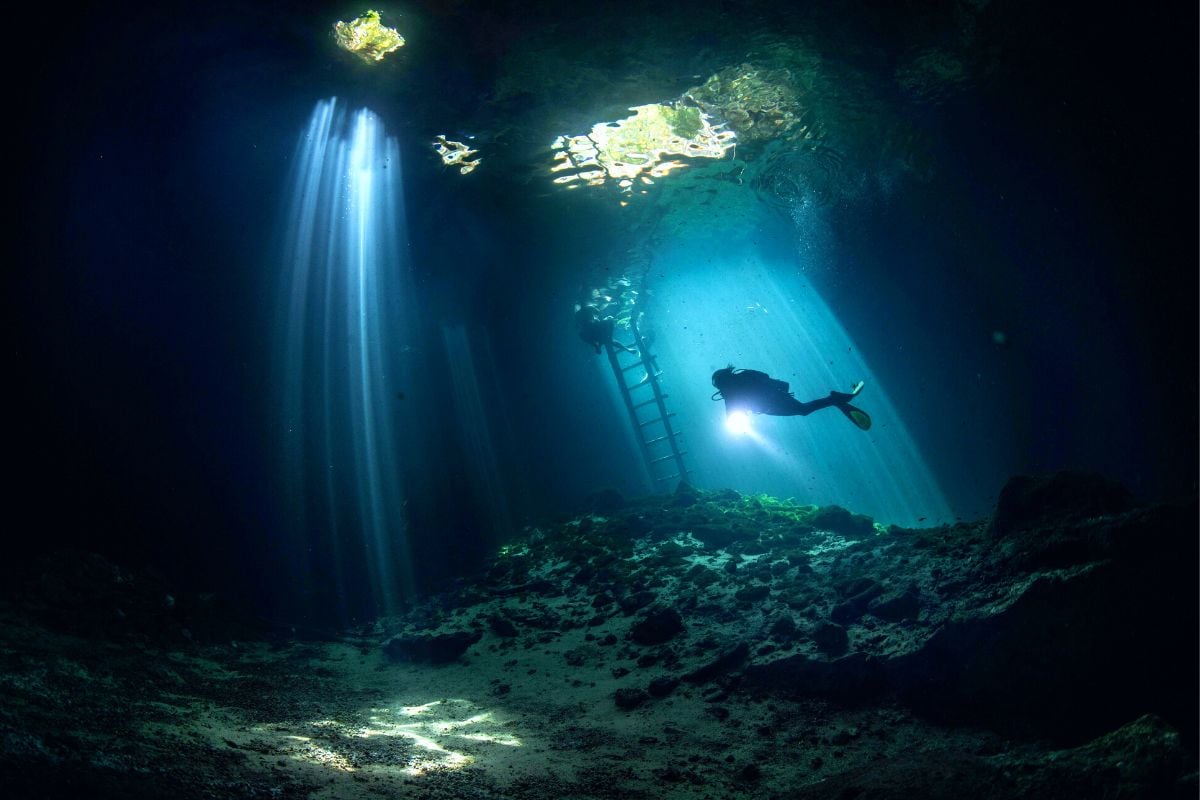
0,471,1194,798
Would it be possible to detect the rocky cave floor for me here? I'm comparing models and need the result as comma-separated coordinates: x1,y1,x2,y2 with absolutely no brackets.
1,471,1196,799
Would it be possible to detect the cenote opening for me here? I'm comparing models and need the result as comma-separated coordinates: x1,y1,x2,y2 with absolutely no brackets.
8,2,1196,797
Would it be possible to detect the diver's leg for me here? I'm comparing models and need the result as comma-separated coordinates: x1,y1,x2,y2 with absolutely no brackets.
760,394,836,416
765,388,860,417
814,384,872,430
828,381,865,404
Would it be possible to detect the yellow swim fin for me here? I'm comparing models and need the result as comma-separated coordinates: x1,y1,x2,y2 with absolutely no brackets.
839,403,872,431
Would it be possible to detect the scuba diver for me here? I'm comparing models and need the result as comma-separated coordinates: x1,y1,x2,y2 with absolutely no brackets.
575,304,638,355
711,366,872,430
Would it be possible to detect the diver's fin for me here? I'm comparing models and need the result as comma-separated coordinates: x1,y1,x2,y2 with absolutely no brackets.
838,403,872,431
828,381,865,404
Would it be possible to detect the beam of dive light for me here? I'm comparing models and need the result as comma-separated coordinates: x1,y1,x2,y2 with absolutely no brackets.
722,409,778,451
725,409,751,435
642,230,952,527
277,99,416,616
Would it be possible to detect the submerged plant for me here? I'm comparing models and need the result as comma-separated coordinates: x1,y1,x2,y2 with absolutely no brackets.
334,9,405,64
550,103,735,195
662,105,703,139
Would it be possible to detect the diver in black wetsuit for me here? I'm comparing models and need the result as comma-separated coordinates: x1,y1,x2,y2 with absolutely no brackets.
711,366,872,430
575,304,638,355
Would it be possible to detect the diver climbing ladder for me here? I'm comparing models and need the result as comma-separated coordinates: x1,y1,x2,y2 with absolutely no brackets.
604,319,690,489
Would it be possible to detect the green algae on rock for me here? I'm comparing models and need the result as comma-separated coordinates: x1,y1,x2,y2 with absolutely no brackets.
334,9,405,64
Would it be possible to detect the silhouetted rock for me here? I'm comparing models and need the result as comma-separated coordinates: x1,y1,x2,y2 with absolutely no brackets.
768,615,797,641
488,615,518,637
870,587,922,622
384,630,481,664
743,652,885,702
614,687,649,710
691,524,739,549
808,505,876,538
991,471,1135,538
889,500,1197,742
811,622,849,656
831,580,884,624
630,607,685,645
684,641,749,683
584,488,625,514
647,675,680,697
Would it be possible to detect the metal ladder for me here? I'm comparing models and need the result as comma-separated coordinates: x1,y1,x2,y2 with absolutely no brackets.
604,318,689,489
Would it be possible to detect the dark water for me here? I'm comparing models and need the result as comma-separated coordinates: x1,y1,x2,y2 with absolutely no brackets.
11,0,1196,627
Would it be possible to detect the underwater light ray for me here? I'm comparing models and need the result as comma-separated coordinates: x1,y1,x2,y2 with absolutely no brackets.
280,101,338,533
645,225,951,526
348,116,384,598
276,99,418,618
753,271,924,513
442,324,513,541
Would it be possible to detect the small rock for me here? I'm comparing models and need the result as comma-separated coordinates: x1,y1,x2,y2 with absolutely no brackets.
647,675,679,697
737,763,762,783
684,641,750,683
614,687,650,710
811,622,849,657
383,630,481,664
631,607,685,645
735,584,771,602
769,615,798,641
488,616,518,637
809,505,876,538
869,588,922,622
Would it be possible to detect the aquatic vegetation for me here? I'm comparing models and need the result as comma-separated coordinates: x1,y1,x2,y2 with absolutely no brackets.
661,104,703,139
549,102,735,197
736,492,820,524
581,275,639,331
333,9,405,64
684,63,812,146
2,476,1194,795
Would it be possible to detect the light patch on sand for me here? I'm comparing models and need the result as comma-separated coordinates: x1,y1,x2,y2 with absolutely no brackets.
261,698,520,776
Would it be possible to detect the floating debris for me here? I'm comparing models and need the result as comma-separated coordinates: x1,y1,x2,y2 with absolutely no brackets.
433,136,481,175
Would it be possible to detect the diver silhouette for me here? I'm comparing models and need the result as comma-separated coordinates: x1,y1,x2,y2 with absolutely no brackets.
575,304,638,355
711,366,872,430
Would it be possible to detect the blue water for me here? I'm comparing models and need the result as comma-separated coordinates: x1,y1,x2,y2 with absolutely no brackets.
12,0,1195,625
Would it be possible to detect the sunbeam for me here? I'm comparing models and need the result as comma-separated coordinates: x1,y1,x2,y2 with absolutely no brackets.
276,99,418,617
644,218,951,527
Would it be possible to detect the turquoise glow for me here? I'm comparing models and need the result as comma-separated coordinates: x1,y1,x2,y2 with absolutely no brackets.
630,215,951,528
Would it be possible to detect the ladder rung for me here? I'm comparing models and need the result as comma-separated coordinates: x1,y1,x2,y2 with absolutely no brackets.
621,361,645,372
650,453,679,464
654,473,681,482
639,412,675,428
645,434,680,445
633,395,665,409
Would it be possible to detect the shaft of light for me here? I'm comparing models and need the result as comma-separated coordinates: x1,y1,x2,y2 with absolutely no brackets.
276,99,417,618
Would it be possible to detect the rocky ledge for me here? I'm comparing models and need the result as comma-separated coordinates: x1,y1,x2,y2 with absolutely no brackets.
1,471,1195,799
